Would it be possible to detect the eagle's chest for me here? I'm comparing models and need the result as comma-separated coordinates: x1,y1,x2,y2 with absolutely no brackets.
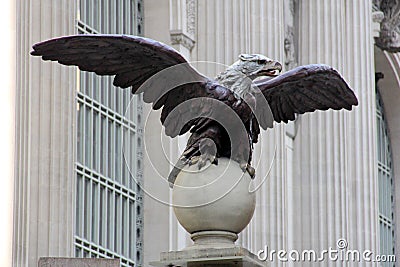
232,93,255,123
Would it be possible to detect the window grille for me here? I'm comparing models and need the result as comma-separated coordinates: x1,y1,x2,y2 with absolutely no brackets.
75,1,143,266
376,88,395,266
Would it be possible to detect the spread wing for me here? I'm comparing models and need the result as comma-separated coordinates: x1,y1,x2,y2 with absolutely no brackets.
31,34,234,137
254,64,358,124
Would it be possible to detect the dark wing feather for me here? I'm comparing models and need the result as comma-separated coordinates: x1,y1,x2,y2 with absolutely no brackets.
255,64,358,124
31,34,205,90
31,34,228,137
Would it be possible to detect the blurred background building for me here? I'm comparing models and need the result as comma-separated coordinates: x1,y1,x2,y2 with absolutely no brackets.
3,0,400,266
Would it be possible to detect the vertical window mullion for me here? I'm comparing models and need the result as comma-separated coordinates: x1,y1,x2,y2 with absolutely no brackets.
129,200,135,259
76,173,83,237
108,120,114,179
92,181,99,243
77,101,84,163
115,123,121,183
105,113,109,178
110,190,116,251
99,185,104,246
132,96,138,190
107,188,112,250
122,197,128,257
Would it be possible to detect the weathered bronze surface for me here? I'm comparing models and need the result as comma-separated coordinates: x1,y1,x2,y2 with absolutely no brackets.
31,35,358,184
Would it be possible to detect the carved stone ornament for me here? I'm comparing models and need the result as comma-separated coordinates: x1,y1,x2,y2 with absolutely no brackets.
284,26,297,70
170,30,195,51
186,0,196,37
374,0,400,52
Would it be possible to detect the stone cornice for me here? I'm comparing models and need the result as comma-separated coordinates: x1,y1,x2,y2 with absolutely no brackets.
170,30,196,51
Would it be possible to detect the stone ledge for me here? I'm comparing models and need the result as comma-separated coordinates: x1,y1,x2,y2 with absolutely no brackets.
150,246,268,267
38,257,120,267
170,30,196,51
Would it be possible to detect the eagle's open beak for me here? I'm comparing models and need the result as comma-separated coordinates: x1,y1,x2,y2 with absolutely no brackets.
258,61,283,77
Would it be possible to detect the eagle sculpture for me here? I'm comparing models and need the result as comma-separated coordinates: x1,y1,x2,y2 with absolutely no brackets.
31,35,358,185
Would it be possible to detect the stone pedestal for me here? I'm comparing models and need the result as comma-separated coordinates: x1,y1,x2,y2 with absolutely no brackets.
150,246,267,267
172,158,256,240
150,159,264,267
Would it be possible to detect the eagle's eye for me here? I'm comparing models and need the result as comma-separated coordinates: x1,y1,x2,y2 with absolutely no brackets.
257,59,267,65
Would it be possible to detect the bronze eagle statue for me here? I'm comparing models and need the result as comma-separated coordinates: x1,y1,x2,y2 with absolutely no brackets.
31,35,358,185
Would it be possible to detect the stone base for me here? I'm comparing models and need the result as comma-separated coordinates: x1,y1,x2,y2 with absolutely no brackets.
38,257,120,267
149,246,268,267
188,230,238,249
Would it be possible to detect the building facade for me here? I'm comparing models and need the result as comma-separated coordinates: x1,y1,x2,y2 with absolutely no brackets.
5,0,400,267
13,1,143,267
143,1,400,266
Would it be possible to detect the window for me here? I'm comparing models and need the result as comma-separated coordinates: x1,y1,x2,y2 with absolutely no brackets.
75,1,143,266
376,87,395,265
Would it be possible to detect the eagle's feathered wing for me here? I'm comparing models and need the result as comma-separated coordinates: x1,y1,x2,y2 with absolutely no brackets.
32,35,358,184
31,34,240,138
254,64,358,125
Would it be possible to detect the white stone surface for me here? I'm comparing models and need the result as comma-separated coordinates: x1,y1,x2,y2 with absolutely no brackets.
293,0,379,261
14,1,77,266
172,158,256,237
0,1,15,267
143,1,180,263
151,246,268,267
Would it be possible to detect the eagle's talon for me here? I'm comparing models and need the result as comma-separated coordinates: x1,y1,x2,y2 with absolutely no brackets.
240,162,248,172
189,156,200,166
198,158,207,169
239,162,255,178
247,165,256,178
213,157,218,165
197,153,217,169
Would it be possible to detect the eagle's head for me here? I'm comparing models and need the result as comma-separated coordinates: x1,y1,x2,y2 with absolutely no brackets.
234,54,282,79
216,54,282,98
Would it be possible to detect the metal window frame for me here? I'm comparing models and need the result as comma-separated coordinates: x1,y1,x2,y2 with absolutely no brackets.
376,88,395,263
74,1,144,266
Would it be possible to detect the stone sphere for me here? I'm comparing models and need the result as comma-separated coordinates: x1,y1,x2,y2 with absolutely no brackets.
172,158,256,234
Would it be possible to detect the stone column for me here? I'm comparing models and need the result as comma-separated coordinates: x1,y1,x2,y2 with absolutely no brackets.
143,0,179,263
195,0,288,255
293,0,378,261
168,0,196,251
0,1,16,266
14,1,76,266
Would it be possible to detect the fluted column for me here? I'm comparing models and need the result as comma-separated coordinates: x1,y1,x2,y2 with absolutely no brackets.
195,0,287,255
294,0,378,262
344,0,379,258
14,1,76,266
143,0,181,263
1,1,16,266
168,0,196,251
